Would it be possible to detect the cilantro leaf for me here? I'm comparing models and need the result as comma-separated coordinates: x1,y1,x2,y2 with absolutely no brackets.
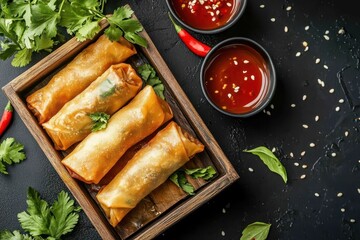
0,230,35,240
17,187,81,239
137,64,165,99
244,146,288,183
104,24,123,42
89,112,110,132
75,20,101,42
0,138,26,174
26,3,59,39
240,222,271,240
12,48,32,67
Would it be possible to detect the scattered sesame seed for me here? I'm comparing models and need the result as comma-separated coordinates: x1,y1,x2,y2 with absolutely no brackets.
212,17,216,22
341,208,346,212
291,103,296,108
248,167,254,172
345,131,349,137
300,174,306,179
310,143,315,147
305,25,310,31
215,90,219,94
325,30,330,34
329,88,334,93
314,193,320,197
294,162,299,166
301,151,306,156
284,26,288,32
304,46,309,52
315,115,319,122
244,60,249,64
338,28,345,35
315,58,321,64
260,4,265,8
270,104,274,109
221,230,226,236
303,41,308,47
244,77,248,81
324,35,330,40
331,152,337,157
270,18,276,22
266,111,271,116
339,99,344,103
303,95,307,101
302,164,308,169
357,188,360,194
222,208,226,214
227,93,232,98
296,52,301,57
323,64,329,69
335,106,340,112
290,152,294,158
286,6,292,11
251,75,255,80
272,147,276,152
350,219,356,223
226,2,232,7
234,60,238,65
302,124,309,129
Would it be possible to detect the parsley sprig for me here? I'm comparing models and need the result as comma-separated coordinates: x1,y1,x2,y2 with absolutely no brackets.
0,187,81,240
0,138,26,175
0,1,147,67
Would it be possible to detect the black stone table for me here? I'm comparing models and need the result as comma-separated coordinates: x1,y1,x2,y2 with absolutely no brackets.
1,0,359,239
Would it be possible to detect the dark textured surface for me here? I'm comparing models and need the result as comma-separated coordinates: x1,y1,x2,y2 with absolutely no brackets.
1,0,359,239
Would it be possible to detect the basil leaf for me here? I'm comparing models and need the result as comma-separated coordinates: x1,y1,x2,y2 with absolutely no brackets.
184,166,216,180
240,222,271,240
244,146,287,183
100,78,116,98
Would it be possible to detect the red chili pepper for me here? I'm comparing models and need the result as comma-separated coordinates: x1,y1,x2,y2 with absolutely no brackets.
168,13,211,57
0,101,13,137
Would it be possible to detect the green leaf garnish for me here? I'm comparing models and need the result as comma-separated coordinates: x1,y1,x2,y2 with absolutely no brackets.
240,222,271,240
100,78,116,98
137,64,165,99
89,112,110,132
244,146,288,183
0,138,26,175
170,166,217,195
0,230,34,240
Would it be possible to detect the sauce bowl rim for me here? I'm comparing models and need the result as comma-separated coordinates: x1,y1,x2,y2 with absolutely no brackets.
200,37,277,117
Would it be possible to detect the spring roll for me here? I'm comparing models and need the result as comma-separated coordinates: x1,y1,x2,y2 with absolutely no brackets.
96,121,204,227
27,35,136,124
62,85,173,184
42,63,143,150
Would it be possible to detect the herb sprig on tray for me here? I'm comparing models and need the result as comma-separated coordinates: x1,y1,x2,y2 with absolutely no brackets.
0,1,146,67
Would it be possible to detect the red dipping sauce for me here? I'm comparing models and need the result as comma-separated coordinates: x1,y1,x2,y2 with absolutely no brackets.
204,44,269,114
170,0,237,30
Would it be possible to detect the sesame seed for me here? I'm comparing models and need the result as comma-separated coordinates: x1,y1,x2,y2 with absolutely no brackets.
222,106,227,110
315,116,319,122
210,11,214,16
331,152,337,157
270,18,276,22
270,104,274,109
337,192,343,197
341,208,345,212
303,95,307,101
286,6,292,11
303,41,308,47
338,28,345,35
221,230,226,236
329,88,334,93
296,52,301,57
243,70,247,73
272,147,276,152
335,106,340,112
234,60,238,65
248,167,254,172
300,174,306,179
266,111,271,116
304,46,309,52
305,25,310,31
244,60,249,64
251,75,255,80
324,35,330,40
302,124,309,129
290,152,294,158
215,90,219,94
314,193,320,197
294,162,299,166
323,64,329,69
350,219,356,223
310,143,315,147
302,164,308,169
212,17,216,22
227,93,232,98
325,30,330,34
315,58,321,64
339,99,344,103
260,4,265,8
284,26,288,32
301,151,306,156
345,131,349,137
357,188,360,194
291,103,296,108
222,208,226,214
226,2,232,7
244,77,248,81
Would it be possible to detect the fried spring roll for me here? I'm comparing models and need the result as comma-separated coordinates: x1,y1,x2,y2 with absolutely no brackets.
96,121,205,227
42,63,143,150
27,35,136,124
61,86,173,184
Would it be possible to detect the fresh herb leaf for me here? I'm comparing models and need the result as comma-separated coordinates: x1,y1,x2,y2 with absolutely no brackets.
170,166,217,195
100,78,116,98
16,187,81,239
0,230,35,240
0,138,26,175
89,112,110,132
12,48,32,67
244,146,287,183
137,64,165,99
240,222,271,240
75,21,101,42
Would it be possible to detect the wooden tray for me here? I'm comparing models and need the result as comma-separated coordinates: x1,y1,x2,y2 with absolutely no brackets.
2,9,239,240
